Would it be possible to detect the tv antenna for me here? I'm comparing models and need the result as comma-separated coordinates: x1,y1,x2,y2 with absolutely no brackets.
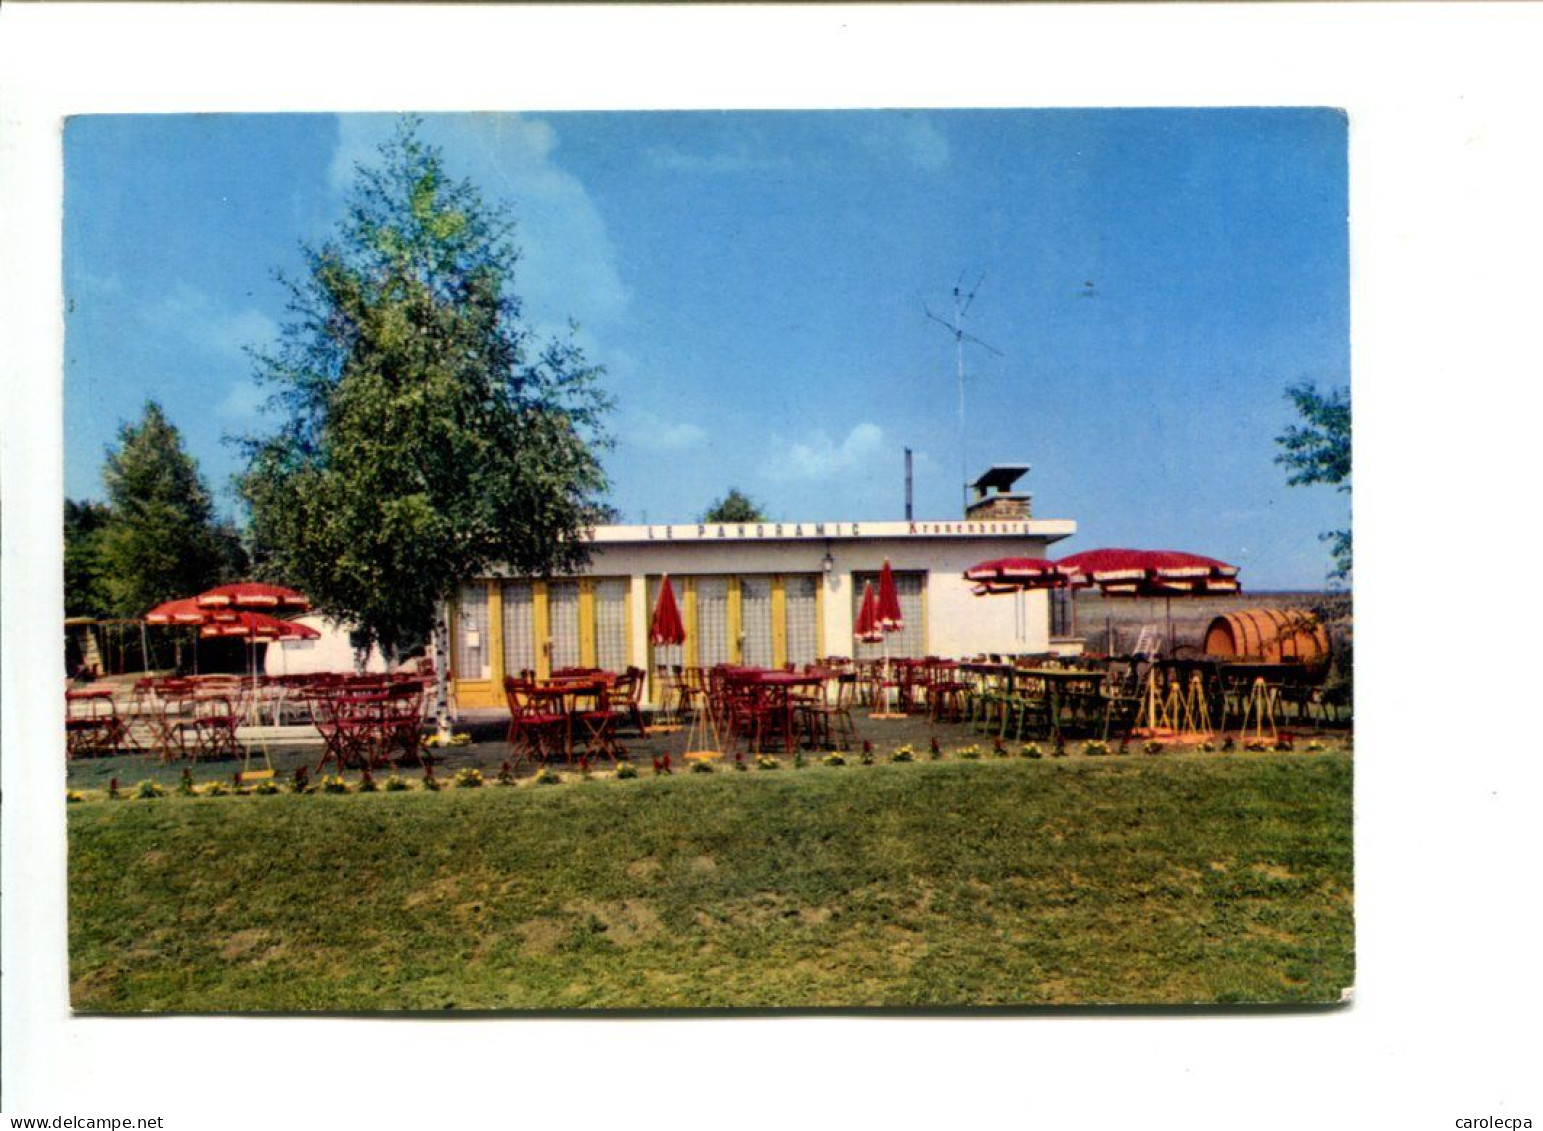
926,271,1003,510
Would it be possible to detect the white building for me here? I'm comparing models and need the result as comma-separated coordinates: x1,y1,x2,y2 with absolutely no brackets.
450,466,1077,709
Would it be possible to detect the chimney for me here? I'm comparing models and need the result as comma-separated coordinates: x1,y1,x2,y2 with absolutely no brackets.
965,464,1032,522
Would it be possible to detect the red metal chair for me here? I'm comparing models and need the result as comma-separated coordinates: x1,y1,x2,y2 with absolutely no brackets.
504,677,570,766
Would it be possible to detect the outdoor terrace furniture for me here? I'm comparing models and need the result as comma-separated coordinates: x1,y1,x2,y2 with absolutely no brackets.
65,689,130,758
311,681,428,773
161,693,242,762
503,677,574,766
795,668,859,751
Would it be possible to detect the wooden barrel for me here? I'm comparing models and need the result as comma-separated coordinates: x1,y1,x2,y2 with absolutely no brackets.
1203,608,1331,674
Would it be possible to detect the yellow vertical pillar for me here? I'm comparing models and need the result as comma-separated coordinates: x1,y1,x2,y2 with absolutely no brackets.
488,580,505,690
727,576,742,665
771,576,788,669
532,581,550,680
578,579,597,669
683,578,698,669
623,582,635,673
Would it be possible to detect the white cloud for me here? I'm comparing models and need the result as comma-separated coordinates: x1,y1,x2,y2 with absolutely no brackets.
329,114,630,338
143,282,279,359
626,411,707,452
215,379,267,424
766,421,884,482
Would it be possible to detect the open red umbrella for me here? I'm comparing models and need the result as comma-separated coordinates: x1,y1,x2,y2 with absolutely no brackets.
144,597,230,625
195,582,311,611
1055,548,1239,597
1055,548,1241,655
649,574,686,647
962,556,1071,594
876,559,904,634
199,611,320,641
853,581,883,644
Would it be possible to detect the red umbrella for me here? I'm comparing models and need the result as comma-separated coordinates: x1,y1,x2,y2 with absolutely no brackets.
199,611,320,641
1055,548,1239,597
1055,548,1241,655
875,559,904,633
649,574,686,647
196,582,311,611
853,581,883,644
962,556,1071,590
144,597,229,625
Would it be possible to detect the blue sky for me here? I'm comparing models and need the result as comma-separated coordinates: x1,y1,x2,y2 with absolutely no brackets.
64,109,1348,588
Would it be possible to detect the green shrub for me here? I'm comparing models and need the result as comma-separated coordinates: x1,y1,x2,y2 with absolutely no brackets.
756,756,780,771
321,775,350,794
202,782,230,798
66,790,86,804
496,761,517,786
956,744,984,760
177,769,196,796
534,767,562,786
614,762,638,780
253,778,281,796
822,752,847,767
357,769,378,792
1142,741,1164,755
1021,744,1043,759
890,745,915,763
134,779,166,800
1083,741,1112,757
384,774,410,792
689,759,715,774
454,767,485,789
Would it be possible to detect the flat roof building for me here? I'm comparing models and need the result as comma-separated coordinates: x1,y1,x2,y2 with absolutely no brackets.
449,467,1076,708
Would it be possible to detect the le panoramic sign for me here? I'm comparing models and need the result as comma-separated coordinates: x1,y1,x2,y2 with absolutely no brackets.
591,519,1074,543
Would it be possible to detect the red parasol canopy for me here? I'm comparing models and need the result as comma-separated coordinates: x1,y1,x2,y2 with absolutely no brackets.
875,560,904,632
144,597,232,625
650,574,686,647
962,556,1071,590
195,582,311,611
198,611,320,641
1055,548,1240,597
853,581,884,643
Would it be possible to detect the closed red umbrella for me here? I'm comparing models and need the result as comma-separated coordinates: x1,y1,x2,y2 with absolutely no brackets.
649,574,686,647
853,581,883,644
876,559,904,634
195,582,311,611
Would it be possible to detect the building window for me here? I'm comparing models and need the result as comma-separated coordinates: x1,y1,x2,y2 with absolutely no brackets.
1050,588,1074,639
739,576,774,668
647,576,684,672
695,577,731,667
785,575,820,667
454,583,490,680
852,570,925,659
547,581,581,671
501,581,536,679
595,578,629,672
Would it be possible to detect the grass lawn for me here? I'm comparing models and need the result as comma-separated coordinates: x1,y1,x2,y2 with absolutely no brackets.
68,750,1353,1011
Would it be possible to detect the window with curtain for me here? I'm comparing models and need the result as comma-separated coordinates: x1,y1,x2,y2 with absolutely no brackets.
595,579,629,672
547,581,581,670
852,571,925,659
695,577,730,667
501,581,535,679
785,575,820,667
739,576,773,668
454,583,490,679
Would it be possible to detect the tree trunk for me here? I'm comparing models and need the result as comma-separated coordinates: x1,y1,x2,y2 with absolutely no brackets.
434,599,452,741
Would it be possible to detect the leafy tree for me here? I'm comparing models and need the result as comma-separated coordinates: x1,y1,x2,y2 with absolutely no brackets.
96,401,245,617
702,487,766,524
239,119,612,734
1275,381,1351,583
64,498,113,617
